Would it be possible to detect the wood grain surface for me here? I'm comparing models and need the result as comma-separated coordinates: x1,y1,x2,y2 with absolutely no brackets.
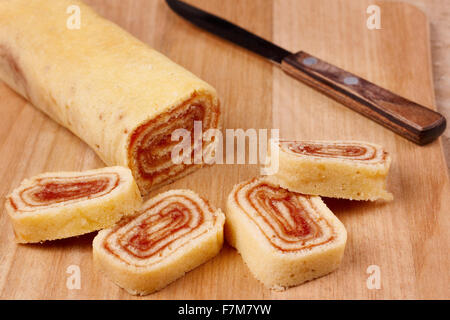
281,51,446,145
391,0,450,171
0,0,449,299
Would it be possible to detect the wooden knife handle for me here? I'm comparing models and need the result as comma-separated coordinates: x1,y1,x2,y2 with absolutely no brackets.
281,51,446,145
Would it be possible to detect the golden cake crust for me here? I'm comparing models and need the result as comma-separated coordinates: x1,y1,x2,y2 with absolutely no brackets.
0,0,220,194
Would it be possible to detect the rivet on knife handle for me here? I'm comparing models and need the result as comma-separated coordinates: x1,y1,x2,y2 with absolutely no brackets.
281,51,446,145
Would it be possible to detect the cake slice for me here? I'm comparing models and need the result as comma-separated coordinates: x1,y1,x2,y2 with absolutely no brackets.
5,166,142,243
226,178,347,290
93,189,225,295
267,140,393,201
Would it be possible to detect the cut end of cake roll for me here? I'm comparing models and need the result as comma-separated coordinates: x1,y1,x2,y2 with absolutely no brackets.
93,189,225,295
226,178,347,290
127,92,220,195
267,140,393,201
5,166,142,243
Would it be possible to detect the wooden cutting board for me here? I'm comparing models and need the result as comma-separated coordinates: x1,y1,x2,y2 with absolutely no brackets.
0,0,448,299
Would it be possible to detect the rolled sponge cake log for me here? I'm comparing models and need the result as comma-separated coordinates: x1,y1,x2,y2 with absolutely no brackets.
226,178,347,290
93,189,225,295
0,0,220,194
5,166,142,243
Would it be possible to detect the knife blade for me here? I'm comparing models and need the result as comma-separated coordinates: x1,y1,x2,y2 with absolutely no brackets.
165,0,446,145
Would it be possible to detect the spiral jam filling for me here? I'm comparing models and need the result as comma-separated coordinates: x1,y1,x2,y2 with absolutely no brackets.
10,172,120,212
103,194,217,267
280,141,386,163
128,94,220,192
234,180,335,252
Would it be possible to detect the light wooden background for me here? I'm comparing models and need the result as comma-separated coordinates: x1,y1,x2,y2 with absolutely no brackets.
392,0,450,170
0,0,448,299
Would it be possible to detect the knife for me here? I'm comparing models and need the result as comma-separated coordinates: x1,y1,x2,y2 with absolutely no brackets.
166,0,446,145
